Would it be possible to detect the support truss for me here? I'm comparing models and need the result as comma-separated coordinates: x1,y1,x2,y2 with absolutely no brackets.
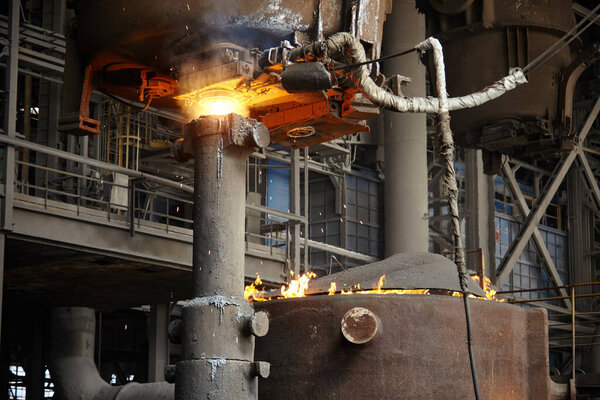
496,96,600,290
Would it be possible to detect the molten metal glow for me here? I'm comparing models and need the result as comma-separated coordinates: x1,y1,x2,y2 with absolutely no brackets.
194,96,247,117
175,87,250,119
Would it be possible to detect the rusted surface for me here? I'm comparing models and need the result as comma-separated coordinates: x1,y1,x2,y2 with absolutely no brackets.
73,0,391,66
256,295,568,399
340,307,378,344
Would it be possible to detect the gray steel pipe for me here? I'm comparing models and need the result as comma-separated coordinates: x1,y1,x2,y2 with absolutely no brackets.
174,115,269,400
191,134,249,298
49,307,174,400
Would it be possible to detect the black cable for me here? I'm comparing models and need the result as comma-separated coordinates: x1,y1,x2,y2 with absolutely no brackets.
333,47,417,71
463,294,481,400
522,2,600,75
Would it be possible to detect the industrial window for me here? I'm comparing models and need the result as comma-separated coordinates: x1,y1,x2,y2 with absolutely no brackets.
495,214,568,305
8,365,25,400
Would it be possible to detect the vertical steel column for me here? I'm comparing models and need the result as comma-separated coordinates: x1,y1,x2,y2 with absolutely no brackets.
382,0,428,255
464,149,496,277
26,314,45,400
3,0,19,230
290,149,301,275
174,114,270,400
571,286,576,399
303,147,309,268
148,303,170,382
0,0,20,350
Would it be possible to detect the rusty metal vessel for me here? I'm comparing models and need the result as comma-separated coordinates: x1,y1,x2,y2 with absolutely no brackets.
255,253,568,399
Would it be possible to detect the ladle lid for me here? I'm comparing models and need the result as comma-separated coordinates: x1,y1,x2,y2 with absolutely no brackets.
304,252,487,297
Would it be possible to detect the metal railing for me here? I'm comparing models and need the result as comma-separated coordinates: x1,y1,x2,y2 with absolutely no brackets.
498,282,600,390
10,151,299,261
4,136,378,272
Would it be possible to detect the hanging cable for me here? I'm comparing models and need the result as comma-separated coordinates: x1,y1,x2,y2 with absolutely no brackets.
522,3,600,75
418,37,481,400
333,48,417,71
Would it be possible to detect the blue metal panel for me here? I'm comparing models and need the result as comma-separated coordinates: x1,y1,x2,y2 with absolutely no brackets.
266,160,289,215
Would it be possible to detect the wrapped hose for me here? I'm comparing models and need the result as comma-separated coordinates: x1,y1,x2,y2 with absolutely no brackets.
422,36,481,400
290,32,527,114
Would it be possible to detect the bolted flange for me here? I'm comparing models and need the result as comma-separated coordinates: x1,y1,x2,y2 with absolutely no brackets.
173,113,270,162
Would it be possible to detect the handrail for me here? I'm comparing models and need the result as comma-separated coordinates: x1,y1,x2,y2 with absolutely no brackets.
0,134,193,192
501,281,600,392
7,135,378,269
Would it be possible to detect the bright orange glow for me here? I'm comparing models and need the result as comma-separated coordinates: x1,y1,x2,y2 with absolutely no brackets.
471,275,505,302
174,87,250,119
191,95,248,117
281,271,317,298
328,282,337,295
244,275,268,302
244,272,505,302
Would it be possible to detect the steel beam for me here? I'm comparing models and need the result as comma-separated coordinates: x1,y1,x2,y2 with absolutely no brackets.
576,149,600,211
245,203,306,224
0,0,19,351
289,149,301,275
501,161,571,308
496,151,576,287
148,303,170,382
303,239,377,263
2,0,19,231
573,3,600,26
0,233,4,349
464,149,495,278
496,96,600,287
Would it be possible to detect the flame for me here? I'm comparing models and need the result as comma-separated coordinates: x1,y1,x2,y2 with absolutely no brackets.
244,272,504,302
244,275,268,302
471,275,505,302
281,271,317,298
328,282,337,295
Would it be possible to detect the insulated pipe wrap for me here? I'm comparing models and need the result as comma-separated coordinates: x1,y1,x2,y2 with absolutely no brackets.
293,32,527,114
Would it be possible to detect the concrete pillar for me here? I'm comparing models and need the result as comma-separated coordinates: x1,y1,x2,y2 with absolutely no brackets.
464,149,496,278
382,0,428,256
147,304,169,382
